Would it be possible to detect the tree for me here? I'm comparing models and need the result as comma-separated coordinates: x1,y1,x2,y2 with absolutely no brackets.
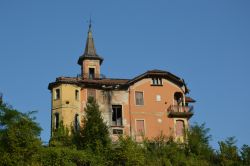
49,121,73,147
186,123,214,158
0,100,42,165
241,144,250,165
111,136,145,166
218,136,241,165
78,97,110,152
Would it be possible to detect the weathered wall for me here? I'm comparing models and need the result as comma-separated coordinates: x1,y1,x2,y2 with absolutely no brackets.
81,88,130,141
51,78,190,142
82,60,100,78
129,78,187,141
51,84,81,133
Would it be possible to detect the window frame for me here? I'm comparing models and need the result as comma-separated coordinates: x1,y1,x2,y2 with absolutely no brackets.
175,119,185,137
136,119,145,136
151,78,163,86
111,105,123,126
156,94,161,102
74,114,80,131
135,91,144,106
88,67,95,79
75,89,79,100
54,89,60,100
54,113,59,130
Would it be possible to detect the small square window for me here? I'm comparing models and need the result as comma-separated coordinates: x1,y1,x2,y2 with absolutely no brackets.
113,129,123,135
156,95,161,101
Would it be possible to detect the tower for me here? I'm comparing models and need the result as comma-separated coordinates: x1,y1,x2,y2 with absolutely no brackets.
77,23,103,79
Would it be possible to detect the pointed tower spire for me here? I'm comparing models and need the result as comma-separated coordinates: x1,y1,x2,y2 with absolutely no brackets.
78,19,103,65
84,18,96,56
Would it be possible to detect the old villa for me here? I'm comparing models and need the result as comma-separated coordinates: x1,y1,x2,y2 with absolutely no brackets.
48,23,195,142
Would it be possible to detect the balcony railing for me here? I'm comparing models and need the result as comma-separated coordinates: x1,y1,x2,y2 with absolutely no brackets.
167,105,194,119
77,73,106,79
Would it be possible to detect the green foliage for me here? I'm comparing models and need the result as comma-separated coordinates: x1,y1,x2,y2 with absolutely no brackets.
186,123,213,155
36,147,106,166
143,133,211,166
241,144,250,165
218,136,241,166
186,122,217,165
143,134,179,166
49,121,73,148
110,136,145,166
77,97,111,152
1,97,250,166
0,101,42,166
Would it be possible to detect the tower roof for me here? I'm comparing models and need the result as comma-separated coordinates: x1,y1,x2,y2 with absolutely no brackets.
78,23,103,65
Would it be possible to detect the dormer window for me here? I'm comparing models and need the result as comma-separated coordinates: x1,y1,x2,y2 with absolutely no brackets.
152,78,162,86
89,68,95,79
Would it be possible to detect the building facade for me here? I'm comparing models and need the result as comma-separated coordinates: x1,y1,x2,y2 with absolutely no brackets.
48,24,195,142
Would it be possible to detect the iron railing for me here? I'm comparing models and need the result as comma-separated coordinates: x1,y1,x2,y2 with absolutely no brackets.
77,73,106,79
167,105,193,113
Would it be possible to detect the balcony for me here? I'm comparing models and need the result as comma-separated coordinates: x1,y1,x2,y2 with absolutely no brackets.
77,73,106,80
167,105,194,119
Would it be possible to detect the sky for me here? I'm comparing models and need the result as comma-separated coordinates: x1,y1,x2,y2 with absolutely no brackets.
0,0,250,149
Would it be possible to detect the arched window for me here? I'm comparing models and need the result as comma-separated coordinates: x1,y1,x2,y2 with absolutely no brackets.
176,120,185,137
74,114,80,131
54,113,59,130
174,92,183,105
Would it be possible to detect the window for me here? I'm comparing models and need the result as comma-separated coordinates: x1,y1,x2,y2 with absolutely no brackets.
135,91,144,105
174,92,183,106
112,105,122,126
156,95,161,101
136,120,145,135
113,129,123,135
55,89,60,100
176,120,185,137
87,89,96,99
152,78,162,86
89,68,95,79
75,90,79,100
74,114,80,131
54,113,59,130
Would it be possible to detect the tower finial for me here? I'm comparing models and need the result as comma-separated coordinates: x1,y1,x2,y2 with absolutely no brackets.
88,16,92,32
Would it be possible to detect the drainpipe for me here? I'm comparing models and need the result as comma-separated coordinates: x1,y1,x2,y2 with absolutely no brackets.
128,87,132,137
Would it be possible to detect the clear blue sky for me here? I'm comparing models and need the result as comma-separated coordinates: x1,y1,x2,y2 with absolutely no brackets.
0,0,249,148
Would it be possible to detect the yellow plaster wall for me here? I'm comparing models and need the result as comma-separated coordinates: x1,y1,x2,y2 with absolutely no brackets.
51,84,81,133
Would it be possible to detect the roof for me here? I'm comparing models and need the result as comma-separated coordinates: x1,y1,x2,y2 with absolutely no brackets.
48,69,189,94
48,77,130,90
77,24,103,65
128,69,188,91
185,96,196,103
